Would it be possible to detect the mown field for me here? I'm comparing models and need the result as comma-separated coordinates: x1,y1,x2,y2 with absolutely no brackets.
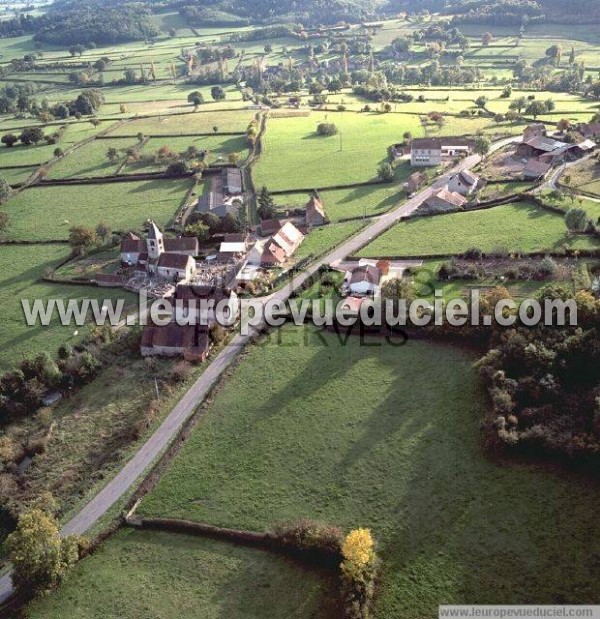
357,201,600,258
28,528,338,619
138,325,600,618
2,179,192,241
0,244,135,371
254,111,421,191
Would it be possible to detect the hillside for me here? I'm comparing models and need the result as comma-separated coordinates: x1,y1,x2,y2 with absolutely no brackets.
396,0,600,23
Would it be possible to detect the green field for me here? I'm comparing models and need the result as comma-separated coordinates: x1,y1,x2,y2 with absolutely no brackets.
107,109,256,135
276,183,405,222
358,201,600,258
46,138,136,179
2,179,192,241
28,528,337,619
254,111,422,191
0,244,135,371
297,220,365,259
138,325,600,617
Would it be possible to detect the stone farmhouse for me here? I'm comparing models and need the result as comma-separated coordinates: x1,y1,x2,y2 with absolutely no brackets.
410,137,475,167
447,169,481,196
196,167,244,218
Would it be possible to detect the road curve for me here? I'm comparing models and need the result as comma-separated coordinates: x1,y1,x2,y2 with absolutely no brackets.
0,135,519,604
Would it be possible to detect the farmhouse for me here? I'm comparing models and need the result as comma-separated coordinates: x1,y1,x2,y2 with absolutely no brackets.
522,158,552,180
405,171,427,194
141,323,211,361
516,135,567,158
217,233,249,262
259,218,284,236
447,169,480,196
411,137,475,167
196,168,244,218
247,239,287,267
272,221,304,257
421,187,467,211
346,264,381,297
305,195,327,226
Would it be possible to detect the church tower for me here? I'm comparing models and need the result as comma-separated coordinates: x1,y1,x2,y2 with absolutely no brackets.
146,220,164,260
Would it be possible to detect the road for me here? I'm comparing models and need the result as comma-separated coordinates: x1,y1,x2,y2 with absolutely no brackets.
0,134,519,604
537,151,595,193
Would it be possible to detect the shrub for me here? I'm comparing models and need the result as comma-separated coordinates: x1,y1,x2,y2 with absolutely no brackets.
167,361,192,384
209,324,227,346
377,162,395,182
316,122,338,136
464,247,483,260
5,508,82,594
269,519,343,564
340,528,378,619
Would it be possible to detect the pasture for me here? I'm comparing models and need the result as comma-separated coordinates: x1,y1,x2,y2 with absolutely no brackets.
2,179,192,241
106,109,256,135
253,111,422,191
28,528,337,619
357,201,600,258
0,244,135,371
138,325,600,618
297,220,366,258
276,182,405,221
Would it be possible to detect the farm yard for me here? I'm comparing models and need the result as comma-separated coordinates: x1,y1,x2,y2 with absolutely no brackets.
138,325,600,618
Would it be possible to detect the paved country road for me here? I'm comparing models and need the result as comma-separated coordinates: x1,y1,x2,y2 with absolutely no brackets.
0,135,519,604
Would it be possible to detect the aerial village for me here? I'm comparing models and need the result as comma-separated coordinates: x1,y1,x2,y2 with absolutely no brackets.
89,119,599,360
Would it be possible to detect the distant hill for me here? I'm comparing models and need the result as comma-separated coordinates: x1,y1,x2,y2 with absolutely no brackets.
178,0,390,26
394,0,600,24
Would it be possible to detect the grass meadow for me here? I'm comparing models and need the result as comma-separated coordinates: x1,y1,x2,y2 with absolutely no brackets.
2,179,192,241
297,220,366,258
0,244,136,371
28,528,338,619
276,183,406,221
254,111,422,191
357,201,600,258
106,110,256,136
138,325,600,618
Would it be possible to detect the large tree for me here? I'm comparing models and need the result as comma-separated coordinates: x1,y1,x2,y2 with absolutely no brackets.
257,186,276,219
5,509,81,594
